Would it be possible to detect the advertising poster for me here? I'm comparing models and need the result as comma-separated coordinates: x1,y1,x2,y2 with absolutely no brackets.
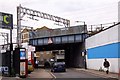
28,52,31,61
20,51,26,60
20,62,25,76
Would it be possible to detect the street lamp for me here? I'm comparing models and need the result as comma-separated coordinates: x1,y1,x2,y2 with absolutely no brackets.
75,21,85,25
75,21,87,69
75,21,86,33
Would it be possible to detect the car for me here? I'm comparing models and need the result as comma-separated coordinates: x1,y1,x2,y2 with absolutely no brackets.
51,62,66,72
28,61,34,74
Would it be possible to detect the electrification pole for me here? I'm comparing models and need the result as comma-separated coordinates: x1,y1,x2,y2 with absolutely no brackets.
17,4,22,47
17,5,70,47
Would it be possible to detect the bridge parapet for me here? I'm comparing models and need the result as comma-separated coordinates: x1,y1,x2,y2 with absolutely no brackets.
29,25,87,39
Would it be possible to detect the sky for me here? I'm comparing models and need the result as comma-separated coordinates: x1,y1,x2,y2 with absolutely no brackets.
0,0,119,28
0,0,119,44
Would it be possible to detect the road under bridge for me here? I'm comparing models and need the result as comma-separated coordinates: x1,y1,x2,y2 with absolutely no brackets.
29,25,87,68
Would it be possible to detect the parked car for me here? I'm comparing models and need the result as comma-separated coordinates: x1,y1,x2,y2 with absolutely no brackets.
28,61,34,74
51,62,66,72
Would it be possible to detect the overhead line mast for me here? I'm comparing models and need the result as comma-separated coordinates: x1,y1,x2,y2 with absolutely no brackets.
20,7,70,27
17,4,70,47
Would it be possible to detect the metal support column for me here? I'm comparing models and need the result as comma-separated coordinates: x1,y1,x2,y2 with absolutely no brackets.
17,4,21,47
10,29,13,76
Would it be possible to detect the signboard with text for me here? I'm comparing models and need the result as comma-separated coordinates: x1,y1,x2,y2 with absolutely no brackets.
0,12,13,29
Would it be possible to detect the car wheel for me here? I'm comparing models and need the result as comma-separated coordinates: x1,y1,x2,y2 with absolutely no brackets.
63,69,66,72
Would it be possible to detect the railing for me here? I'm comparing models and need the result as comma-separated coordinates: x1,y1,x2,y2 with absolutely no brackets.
29,25,87,39
87,22,117,35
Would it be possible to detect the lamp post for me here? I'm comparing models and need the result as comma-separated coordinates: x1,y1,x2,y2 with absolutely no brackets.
17,4,22,47
75,21,86,33
75,21,85,25
75,21,87,69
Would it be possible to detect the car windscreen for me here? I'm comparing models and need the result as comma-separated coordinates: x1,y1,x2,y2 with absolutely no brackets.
54,62,65,65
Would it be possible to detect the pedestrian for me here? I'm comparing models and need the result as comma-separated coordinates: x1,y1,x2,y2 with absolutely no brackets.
1,67,4,76
103,58,110,74
35,60,39,68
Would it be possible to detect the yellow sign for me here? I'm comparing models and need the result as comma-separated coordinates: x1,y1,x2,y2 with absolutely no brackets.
3,15,9,24
0,12,13,29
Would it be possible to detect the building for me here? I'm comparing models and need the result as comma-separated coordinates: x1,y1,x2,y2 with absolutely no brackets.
21,28,31,43
85,1,120,74
86,24,119,73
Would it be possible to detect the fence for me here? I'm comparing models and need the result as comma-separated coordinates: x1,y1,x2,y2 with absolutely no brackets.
87,22,117,34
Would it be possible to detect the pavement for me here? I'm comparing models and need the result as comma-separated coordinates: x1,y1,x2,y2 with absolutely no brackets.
27,68,53,78
74,68,119,79
1,68,53,80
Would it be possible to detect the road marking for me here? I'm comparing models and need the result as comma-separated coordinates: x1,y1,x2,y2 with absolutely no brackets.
45,69,56,79
49,72,56,79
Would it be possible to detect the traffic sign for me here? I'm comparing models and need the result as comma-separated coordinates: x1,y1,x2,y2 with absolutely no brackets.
0,12,13,29
48,37,53,44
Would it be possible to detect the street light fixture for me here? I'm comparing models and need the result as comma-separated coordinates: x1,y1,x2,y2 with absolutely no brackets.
75,21,86,26
75,21,86,33
75,21,87,69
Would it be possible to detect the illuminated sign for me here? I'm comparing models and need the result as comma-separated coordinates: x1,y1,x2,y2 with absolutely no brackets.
0,12,13,29
20,51,26,60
